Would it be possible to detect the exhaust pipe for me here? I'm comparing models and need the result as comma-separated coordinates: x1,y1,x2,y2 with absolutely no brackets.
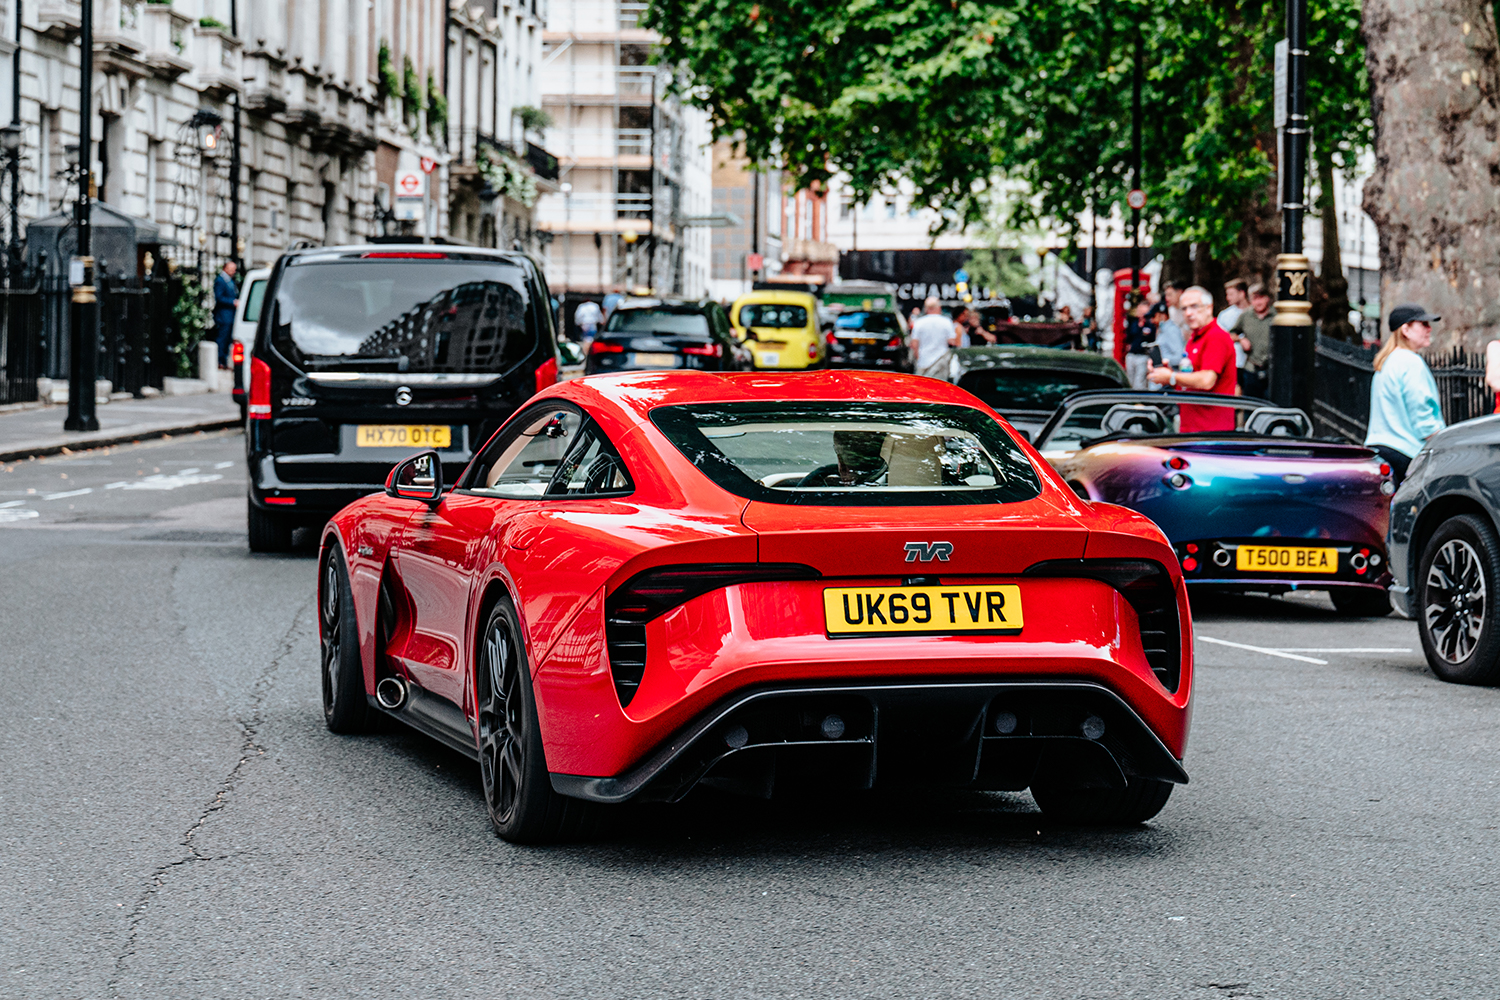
375,676,409,711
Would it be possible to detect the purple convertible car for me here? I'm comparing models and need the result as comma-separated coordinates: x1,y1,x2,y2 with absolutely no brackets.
1033,390,1396,616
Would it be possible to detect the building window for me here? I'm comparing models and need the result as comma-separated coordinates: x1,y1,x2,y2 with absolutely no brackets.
145,140,159,220
884,199,896,220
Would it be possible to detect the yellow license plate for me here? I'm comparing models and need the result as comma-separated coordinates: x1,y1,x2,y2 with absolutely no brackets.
355,425,451,448
824,585,1023,635
632,352,679,367
1235,544,1337,574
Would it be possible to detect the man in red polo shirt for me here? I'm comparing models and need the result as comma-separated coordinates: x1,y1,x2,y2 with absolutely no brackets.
1148,284,1238,432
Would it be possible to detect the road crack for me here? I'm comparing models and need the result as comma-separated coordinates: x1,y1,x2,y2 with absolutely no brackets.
107,596,315,995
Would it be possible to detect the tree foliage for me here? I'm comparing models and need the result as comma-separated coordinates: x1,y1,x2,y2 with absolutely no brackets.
648,0,1369,266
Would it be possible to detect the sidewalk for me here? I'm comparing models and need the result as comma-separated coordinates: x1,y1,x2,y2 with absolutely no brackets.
0,392,241,463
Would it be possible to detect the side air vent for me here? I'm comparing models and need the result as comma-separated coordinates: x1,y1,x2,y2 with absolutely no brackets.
604,563,821,707
1023,558,1183,692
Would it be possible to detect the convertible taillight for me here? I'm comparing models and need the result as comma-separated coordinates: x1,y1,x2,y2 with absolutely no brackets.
604,563,821,706
1023,558,1182,692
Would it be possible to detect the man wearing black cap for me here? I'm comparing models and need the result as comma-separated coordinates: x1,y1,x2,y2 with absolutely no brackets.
1365,303,1445,486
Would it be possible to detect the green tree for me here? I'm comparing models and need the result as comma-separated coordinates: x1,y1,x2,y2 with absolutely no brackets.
649,0,1370,288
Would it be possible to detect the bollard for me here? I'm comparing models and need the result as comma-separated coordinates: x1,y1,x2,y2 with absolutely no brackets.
198,339,220,390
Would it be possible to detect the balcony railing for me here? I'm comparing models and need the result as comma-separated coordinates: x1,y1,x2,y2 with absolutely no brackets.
538,192,654,222
618,1,647,29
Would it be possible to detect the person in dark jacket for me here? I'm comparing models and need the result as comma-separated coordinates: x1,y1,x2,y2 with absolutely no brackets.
213,260,239,368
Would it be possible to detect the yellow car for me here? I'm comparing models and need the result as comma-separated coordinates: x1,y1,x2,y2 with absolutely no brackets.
729,289,827,370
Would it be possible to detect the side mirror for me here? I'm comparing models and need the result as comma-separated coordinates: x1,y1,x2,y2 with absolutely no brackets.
557,340,585,366
386,451,443,506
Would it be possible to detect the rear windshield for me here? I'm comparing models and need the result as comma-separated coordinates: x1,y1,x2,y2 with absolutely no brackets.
269,260,537,373
243,278,267,323
740,303,808,329
835,312,902,334
958,369,1123,412
651,401,1041,506
606,308,710,337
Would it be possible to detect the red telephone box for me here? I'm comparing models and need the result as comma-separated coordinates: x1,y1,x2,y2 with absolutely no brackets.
1111,268,1152,366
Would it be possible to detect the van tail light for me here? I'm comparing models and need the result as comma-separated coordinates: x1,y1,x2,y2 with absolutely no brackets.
681,343,721,357
535,356,558,393
808,342,819,359
589,340,624,354
248,357,272,419
231,341,245,366
604,563,820,706
1024,558,1182,692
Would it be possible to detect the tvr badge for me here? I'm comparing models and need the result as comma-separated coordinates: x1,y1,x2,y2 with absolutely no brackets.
395,386,413,406
904,541,953,563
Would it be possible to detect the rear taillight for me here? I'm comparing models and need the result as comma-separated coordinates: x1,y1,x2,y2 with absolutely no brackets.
248,357,272,419
807,342,819,359
604,563,821,706
535,356,558,393
590,340,624,354
360,251,447,259
231,341,244,366
1024,558,1182,692
887,337,902,349
825,331,838,347
681,343,721,357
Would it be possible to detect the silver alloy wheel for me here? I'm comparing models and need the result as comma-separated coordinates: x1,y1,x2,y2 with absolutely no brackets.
1425,538,1487,663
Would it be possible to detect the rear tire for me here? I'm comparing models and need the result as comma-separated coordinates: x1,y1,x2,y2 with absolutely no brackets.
320,545,371,733
247,497,293,553
1031,777,1174,825
1330,588,1392,617
476,597,596,843
1418,514,1500,685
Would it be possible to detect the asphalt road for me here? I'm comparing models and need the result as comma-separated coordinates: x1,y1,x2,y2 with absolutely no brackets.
3,430,1496,999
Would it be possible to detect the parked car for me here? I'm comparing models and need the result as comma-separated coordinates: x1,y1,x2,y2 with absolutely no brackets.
319,370,1193,841
584,297,749,374
825,309,911,372
729,288,828,370
245,245,565,552
949,345,1129,442
1035,390,1395,616
1388,416,1500,684
230,267,272,420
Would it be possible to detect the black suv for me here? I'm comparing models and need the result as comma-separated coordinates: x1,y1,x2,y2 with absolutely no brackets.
824,309,911,372
245,245,566,551
584,297,749,374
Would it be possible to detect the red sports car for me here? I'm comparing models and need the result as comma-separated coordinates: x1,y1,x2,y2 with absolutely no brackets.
318,371,1194,841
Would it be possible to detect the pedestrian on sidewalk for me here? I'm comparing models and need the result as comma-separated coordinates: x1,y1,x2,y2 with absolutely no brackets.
1219,278,1249,375
1149,282,1186,368
1231,283,1274,397
909,296,959,379
213,260,238,369
1365,304,1445,487
573,298,603,345
1123,296,1156,389
1148,285,1237,430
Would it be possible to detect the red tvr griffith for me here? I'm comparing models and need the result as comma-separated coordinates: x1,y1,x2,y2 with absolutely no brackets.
318,370,1194,842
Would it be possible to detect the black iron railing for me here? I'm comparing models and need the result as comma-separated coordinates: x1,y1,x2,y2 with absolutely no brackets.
1312,333,1494,442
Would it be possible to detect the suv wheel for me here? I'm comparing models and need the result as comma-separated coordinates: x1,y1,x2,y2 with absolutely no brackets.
247,496,293,553
1418,514,1500,684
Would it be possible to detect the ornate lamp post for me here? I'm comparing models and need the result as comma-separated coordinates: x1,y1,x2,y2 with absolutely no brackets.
64,0,98,432
1270,0,1314,410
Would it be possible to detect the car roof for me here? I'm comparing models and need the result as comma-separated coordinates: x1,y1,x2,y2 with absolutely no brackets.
614,297,716,311
281,244,536,267
731,289,818,307
953,346,1127,381
551,370,991,423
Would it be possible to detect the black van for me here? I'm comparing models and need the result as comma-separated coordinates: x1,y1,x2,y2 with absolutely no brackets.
245,245,569,551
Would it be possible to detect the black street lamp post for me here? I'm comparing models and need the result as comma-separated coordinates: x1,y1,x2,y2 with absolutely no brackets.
1270,0,1314,411
64,0,98,432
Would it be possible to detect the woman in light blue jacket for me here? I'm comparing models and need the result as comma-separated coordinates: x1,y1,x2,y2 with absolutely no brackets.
1365,303,1446,486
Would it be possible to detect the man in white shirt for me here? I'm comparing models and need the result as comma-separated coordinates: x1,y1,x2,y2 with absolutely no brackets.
573,299,604,342
908,297,958,378
1219,279,1248,368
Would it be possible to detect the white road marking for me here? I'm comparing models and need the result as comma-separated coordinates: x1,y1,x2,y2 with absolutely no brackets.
1271,647,1413,653
213,461,234,469
43,488,93,500
0,500,21,508
1198,636,1328,665
0,508,39,523
104,481,128,489
119,472,223,491
179,468,199,474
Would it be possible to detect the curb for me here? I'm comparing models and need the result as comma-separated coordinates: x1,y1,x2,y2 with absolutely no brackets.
0,417,242,464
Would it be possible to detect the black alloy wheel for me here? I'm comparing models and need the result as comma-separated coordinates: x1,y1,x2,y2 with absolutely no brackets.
320,545,371,733
1030,777,1174,826
476,598,596,843
1419,514,1500,685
